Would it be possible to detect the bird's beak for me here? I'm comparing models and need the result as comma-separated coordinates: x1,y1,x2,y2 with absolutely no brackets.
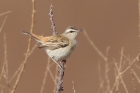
78,29,83,32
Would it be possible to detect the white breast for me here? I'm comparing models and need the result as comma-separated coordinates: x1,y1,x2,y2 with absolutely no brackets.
45,39,77,61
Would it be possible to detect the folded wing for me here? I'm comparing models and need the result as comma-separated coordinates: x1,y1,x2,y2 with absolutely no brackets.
22,31,69,50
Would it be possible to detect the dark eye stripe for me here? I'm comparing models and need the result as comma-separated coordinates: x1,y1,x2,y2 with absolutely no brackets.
70,31,75,33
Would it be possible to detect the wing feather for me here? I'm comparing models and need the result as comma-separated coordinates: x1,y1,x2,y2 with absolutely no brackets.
39,35,69,50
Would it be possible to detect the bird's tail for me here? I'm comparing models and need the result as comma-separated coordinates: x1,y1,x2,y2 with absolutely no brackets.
22,31,32,36
22,31,44,43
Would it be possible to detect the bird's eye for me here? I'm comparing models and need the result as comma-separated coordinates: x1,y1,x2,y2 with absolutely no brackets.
70,31,74,33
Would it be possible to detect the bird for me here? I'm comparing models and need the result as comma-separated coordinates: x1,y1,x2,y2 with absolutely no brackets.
22,26,82,68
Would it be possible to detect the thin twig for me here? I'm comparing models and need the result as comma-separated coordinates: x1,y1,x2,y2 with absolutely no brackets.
11,0,36,93
105,46,110,60
121,53,140,75
9,41,38,83
97,47,110,93
114,68,119,93
9,63,23,83
131,69,140,83
48,69,57,85
72,81,76,93
3,34,11,91
3,34,8,79
112,56,129,93
40,57,57,93
138,0,140,36
0,34,8,82
28,42,38,56
119,47,124,71
40,57,50,93
53,65,58,93
112,60,121,92
131,69,137,93
116,61,128,93
97,61,105,93
83,31,107,61
0,62,4,82
0,16,7,33
105,47,111,93
122,54,132,63
120,76,128,93
0,11,12,17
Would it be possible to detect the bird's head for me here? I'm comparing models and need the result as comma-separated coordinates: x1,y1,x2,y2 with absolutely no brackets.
63,26,82,39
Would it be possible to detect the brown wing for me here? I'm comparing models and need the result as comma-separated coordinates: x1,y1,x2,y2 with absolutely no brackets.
22,31,69,50
38,35,69,50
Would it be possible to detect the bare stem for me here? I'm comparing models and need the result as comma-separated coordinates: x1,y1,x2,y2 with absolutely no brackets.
0,34,8,82
48,4,65,93
11,0,36,93
49,4,57,35
56,60,66,93
72,81,76,93
0,11,12,17
40,57,50,93
131,69,137,93
53,65,58,93
131,69,140,83
138,0,140,36
0,16,7,33
83,30,107,61
121,53,140,75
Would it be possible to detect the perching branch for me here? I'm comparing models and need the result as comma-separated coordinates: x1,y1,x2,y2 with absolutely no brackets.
49,4,66,93
49,4,58,35
56,60,66,93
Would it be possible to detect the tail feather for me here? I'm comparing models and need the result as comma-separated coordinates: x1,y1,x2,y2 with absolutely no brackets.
22,31,45,43
22,31,32,36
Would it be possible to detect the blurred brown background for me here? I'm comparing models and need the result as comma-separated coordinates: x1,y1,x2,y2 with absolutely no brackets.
0,0,140,93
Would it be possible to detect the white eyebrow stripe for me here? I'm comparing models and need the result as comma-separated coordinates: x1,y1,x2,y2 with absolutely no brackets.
66,29,77,32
